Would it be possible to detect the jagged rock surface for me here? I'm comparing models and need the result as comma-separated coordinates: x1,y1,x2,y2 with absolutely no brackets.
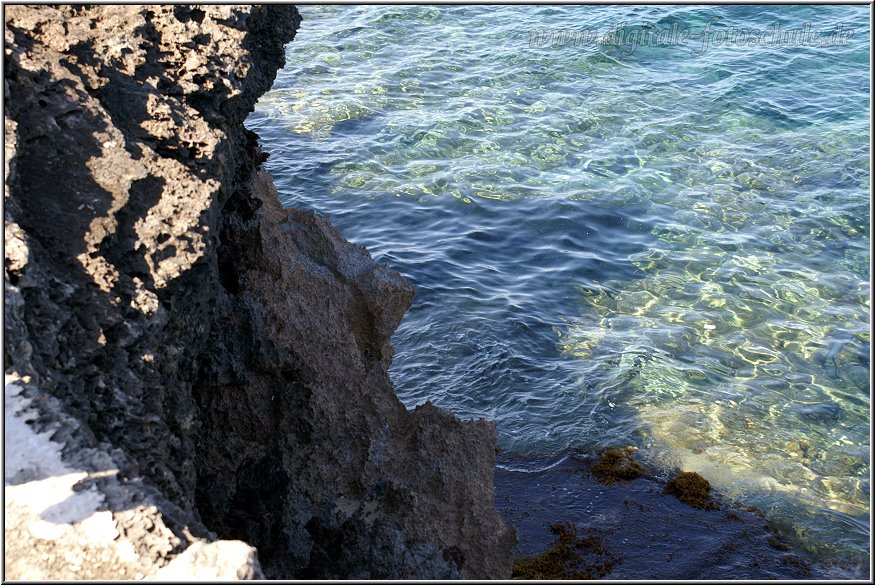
4,2,298,514
4,376,264,580
4,4,514,579
195,168,515,578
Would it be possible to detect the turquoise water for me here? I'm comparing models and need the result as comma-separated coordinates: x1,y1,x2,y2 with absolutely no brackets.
246,5,870,572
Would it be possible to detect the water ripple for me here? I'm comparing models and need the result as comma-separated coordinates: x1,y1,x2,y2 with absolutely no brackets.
248,4,870,571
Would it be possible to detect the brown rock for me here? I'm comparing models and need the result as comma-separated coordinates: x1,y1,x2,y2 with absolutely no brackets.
194,167,514,578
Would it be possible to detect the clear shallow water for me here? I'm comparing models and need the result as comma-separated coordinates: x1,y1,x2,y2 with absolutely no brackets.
246,5,870,571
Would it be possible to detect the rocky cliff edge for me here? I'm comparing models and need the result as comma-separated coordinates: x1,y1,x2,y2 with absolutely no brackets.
3,5,515,579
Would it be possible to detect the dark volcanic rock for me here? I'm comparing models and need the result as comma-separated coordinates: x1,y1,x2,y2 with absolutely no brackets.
195,165,515,579
4,4,514,579
4,3,299,513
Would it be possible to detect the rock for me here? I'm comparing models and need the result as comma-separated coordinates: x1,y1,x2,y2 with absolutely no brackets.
496,451,823,579
5,376,206,580
4,4,514,579
791,401,842,425
194,168,515,578
151,541,264,580
4,2,299,513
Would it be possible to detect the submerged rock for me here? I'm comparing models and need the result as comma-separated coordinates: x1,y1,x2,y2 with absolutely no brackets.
4,4,513,578
496,451,826,580
791,401,843,425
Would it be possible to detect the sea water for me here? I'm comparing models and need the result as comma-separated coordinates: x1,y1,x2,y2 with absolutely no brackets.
245,5,870,572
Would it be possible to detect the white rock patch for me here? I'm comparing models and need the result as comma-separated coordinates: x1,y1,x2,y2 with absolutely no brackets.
151,541,262,580
4,375,263,579
5,378,120,545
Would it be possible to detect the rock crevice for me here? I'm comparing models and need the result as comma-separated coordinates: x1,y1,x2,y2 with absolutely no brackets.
4,4,514,579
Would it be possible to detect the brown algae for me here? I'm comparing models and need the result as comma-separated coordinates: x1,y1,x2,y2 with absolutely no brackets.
768,535,791,551
590,447,645,484
512,522,619,580
664,471,715,509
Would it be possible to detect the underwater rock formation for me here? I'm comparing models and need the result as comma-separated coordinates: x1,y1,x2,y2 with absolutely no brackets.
497,451,820,580
4,4,514,578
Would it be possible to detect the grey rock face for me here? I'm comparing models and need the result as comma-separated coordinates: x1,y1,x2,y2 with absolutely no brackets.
196,169,515,578
4,4,514,579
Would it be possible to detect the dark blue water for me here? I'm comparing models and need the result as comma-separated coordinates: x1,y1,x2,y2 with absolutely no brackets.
246,5,870,571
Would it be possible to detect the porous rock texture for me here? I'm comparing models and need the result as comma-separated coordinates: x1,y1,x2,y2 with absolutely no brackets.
4,4,515,579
